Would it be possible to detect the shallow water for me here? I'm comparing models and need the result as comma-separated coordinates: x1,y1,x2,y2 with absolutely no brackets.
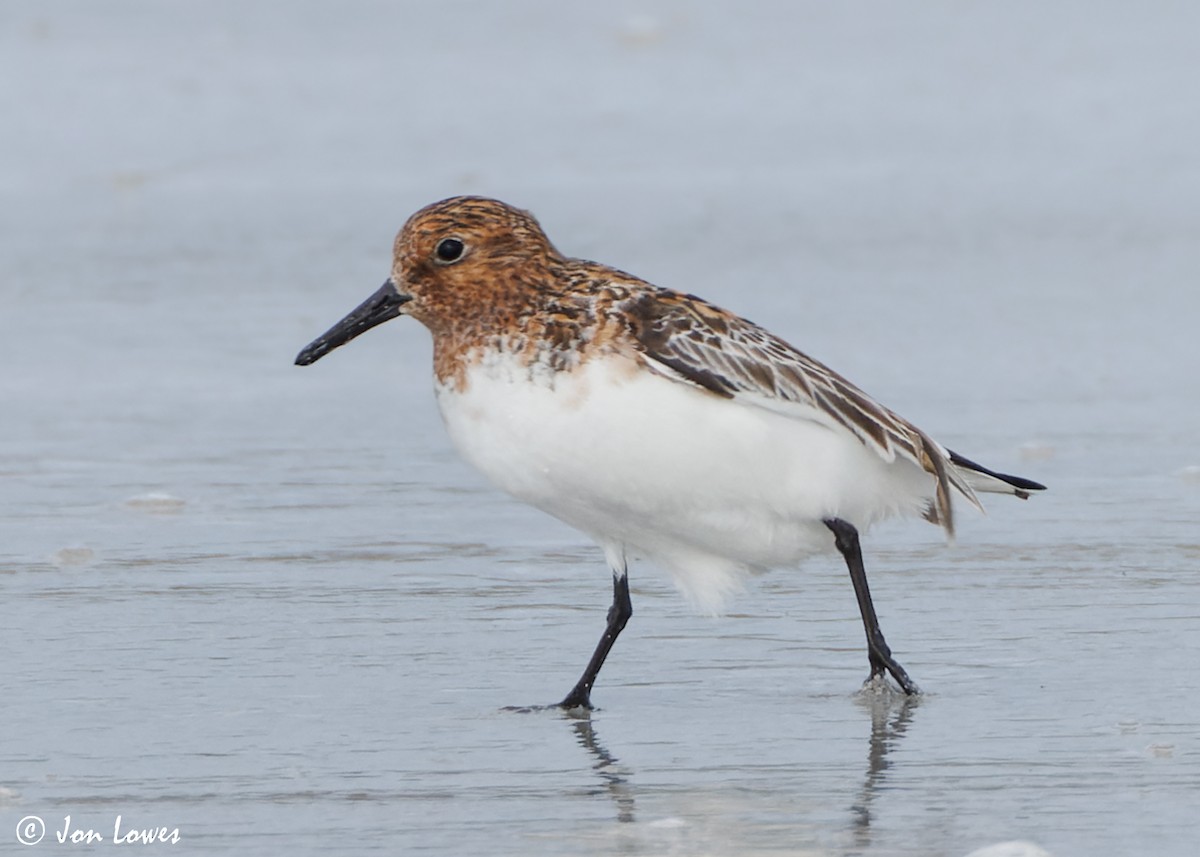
3,2,1199,855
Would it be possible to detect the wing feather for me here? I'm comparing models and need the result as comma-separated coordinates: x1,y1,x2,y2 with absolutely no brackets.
618,289,982,535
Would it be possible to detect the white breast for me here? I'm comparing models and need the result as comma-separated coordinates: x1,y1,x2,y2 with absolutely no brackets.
434,351,934,612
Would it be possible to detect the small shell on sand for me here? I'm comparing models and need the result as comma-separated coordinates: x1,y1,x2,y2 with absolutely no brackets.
123,492,187,513
51,547,96,567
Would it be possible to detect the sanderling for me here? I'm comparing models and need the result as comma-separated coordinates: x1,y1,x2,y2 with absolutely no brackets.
296,196,1045,708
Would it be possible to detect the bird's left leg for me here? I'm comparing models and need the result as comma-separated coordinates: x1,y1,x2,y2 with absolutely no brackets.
824,518,920,695
557,557,632,711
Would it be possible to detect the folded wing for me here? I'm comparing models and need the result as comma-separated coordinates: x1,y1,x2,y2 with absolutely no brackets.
618,288,986,536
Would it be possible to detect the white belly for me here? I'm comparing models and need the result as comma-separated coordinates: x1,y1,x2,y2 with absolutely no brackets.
434,352,933,612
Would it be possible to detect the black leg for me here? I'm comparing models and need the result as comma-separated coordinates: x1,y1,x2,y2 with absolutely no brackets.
824,518,919,695
558,569,632,711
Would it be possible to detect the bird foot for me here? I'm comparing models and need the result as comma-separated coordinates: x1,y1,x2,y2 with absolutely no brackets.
501,688,594,715
862,665,920,697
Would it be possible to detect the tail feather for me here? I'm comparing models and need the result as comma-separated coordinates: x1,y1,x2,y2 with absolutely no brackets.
948,450,1047,500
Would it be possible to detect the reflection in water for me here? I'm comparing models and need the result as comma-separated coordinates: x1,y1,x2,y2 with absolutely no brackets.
850,688,921,850
566,712,637,824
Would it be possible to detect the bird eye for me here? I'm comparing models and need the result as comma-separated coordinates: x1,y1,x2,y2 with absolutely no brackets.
435,237,465,263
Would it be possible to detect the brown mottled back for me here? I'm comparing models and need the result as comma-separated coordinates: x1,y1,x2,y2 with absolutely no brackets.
386,195,979,533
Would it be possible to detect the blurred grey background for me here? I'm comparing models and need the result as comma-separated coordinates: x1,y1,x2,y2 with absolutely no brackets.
2,3,1198,856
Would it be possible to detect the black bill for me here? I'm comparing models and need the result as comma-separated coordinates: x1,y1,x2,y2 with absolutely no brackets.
295,280,411,366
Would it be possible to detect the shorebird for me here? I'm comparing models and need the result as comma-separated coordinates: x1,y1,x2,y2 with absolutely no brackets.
295,196,1044,709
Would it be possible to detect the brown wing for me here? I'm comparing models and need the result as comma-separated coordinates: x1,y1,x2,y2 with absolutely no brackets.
618,288,980,535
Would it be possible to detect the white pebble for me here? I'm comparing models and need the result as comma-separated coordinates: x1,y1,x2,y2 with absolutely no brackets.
52,547,95,567
1018,441,1055,461
1177,465,1200,483
618,14,665,47
962,842,1054,857
124,492,186,513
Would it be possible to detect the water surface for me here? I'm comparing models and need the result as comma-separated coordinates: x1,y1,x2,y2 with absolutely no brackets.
3,3,1199,855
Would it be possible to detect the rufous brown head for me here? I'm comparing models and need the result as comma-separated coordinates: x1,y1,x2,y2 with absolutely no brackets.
295,196,561,366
